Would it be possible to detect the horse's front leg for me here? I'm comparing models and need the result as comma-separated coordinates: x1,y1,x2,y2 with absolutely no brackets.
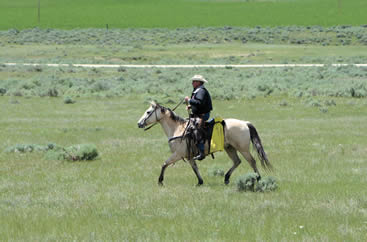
189,159,204,186
158,152,181,186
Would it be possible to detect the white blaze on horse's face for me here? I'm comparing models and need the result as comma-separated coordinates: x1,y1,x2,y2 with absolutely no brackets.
137,103,161,128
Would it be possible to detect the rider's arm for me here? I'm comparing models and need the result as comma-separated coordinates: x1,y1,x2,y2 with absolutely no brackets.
189,89,205,106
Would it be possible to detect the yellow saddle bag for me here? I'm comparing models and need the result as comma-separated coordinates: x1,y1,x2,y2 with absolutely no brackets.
210,117,224,153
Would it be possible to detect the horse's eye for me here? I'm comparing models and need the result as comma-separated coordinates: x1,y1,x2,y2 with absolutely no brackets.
147,111,151,115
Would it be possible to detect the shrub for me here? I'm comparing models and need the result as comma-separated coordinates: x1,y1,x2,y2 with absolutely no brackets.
0,88,6,95
117,67,126,72
47,88,59,97
28,66,43,72
325,100,336,106
91,81,110,92
10,99,20,104
255,176,278,192
6,143,99,162
208,166,225,177
62,144,99,161
307,99,322,107
236,173,278,192
279,100,288,107
5,144,35,153
13,91,23,97
5,143,57,153
236,173,259,192
45,144,99,161
44,149,66,161
320,107,328,113
63,96,76,104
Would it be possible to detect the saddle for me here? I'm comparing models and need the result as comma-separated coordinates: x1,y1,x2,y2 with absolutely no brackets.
184,117,225,160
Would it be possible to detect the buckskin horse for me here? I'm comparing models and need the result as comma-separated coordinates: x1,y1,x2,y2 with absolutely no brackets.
137,101,272,186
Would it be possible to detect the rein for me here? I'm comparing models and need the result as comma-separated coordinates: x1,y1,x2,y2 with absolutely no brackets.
144,98,185,131
171,98,186,112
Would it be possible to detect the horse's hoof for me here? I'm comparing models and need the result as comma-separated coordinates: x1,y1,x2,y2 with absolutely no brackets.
224,180,230,185
158,182,164,186
197,180,204,186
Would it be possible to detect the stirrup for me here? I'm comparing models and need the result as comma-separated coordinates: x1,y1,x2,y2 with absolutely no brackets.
193,153,205,161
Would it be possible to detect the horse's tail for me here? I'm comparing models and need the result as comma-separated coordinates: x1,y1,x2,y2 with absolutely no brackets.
248,123,273,171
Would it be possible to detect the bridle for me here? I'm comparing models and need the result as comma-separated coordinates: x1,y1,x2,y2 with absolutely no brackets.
143,105,160,131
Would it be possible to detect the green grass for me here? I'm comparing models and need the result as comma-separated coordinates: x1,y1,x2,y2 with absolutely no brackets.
2,42,367,64
0,22,367,241
2,26,367,66
0,95,366,240
0,0,366,30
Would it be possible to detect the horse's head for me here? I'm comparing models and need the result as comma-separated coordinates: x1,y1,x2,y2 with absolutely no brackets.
137,101,166,129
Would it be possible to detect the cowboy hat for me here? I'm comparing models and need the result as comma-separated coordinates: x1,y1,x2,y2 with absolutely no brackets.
191,75,208,83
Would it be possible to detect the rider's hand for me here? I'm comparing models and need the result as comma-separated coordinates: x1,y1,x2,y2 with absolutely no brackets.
184,96,190,103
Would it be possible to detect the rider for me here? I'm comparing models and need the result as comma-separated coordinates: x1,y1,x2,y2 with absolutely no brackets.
184,75,213,161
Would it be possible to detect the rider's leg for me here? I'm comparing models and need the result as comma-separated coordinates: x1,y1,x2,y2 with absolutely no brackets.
193,112,210,161
194,142,205,161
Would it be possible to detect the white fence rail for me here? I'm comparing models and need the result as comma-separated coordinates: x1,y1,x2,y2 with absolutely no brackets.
3,62,367,68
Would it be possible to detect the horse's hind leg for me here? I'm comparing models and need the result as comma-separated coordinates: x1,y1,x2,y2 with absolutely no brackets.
189,159,204,186
224,145,242,185
239,150,261,181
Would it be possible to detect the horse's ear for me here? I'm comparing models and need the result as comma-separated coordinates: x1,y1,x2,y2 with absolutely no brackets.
153,102,166,113
155,101,162,109
150,100,165,112
160,106,166,113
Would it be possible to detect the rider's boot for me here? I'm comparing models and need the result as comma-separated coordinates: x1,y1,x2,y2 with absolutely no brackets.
194,143,205,161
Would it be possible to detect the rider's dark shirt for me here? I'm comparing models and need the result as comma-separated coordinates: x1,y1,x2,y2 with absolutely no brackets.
189,85,213,115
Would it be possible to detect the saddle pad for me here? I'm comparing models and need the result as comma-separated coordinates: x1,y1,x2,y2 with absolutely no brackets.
210,117,224,153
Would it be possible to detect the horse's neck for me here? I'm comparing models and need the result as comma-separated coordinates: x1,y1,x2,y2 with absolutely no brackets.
159,116,186,138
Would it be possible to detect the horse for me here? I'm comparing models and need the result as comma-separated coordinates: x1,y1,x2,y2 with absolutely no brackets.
137,101,272,186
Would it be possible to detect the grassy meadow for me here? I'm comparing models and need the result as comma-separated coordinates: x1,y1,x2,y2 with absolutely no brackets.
1,1,367,239
0,0,367,30
1,46,367,240
1,26,367,65
0,95,367,240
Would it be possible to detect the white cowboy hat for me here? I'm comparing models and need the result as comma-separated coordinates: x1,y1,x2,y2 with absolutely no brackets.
191,75,208,83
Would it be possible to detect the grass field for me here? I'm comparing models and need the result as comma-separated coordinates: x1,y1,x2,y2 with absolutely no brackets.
2,26,367,66
1,95,366,240
1,2,367,239
0,0,366,30
2,42,367,64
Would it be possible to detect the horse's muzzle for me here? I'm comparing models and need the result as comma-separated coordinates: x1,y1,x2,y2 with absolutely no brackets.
138,122,145,128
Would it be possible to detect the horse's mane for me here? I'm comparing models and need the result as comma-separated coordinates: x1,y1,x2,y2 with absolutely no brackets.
167,108,186,124
151,101,186,124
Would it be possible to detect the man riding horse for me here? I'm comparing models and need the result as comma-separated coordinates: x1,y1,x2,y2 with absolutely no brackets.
138,88,272,185
184,75,213,161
